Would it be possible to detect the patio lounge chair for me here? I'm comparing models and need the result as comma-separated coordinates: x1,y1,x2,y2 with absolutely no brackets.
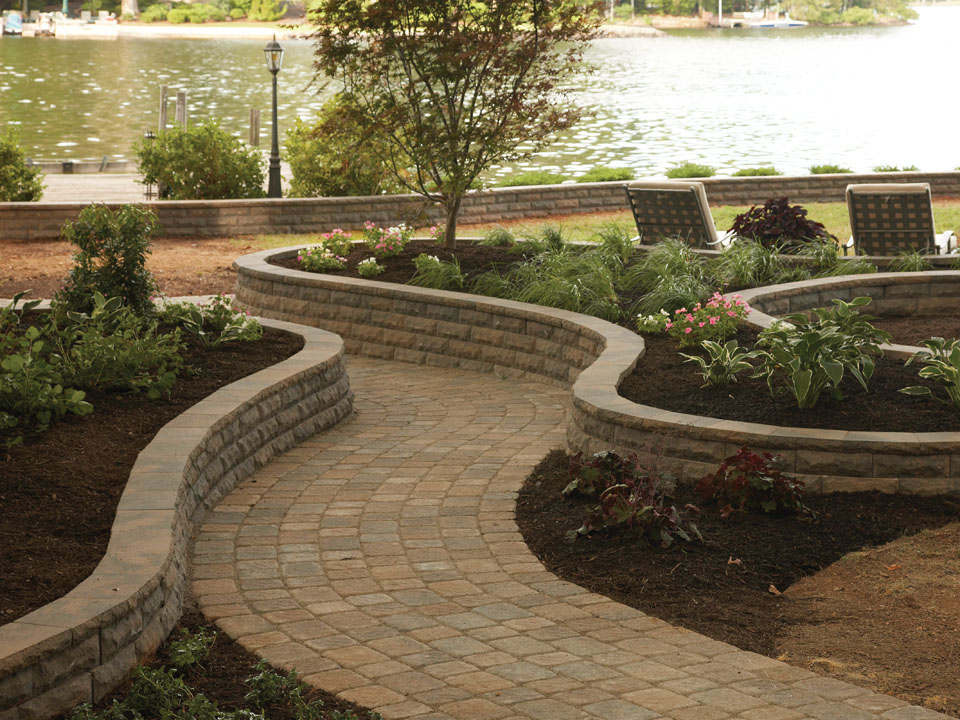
845,183,957,256
623,181,733,249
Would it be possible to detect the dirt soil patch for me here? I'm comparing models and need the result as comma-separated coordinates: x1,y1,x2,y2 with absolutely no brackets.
518,450,960,717
619,325,960,432
0,328,303,624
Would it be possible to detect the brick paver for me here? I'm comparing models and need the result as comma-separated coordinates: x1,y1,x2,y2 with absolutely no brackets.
192,357,945,720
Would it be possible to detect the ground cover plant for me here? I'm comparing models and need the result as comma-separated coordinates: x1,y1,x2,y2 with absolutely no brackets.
665,160,715,178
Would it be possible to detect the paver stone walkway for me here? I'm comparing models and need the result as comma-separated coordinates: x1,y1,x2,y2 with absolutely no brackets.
192,357,942,720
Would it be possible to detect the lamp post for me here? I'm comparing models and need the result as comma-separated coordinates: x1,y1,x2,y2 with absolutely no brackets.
263,36,284,199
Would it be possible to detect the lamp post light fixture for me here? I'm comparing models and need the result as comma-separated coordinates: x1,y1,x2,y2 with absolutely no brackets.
263,36,284,199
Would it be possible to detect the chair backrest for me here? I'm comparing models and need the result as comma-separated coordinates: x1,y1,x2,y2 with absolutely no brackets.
623,181,719,248
846,183,938,255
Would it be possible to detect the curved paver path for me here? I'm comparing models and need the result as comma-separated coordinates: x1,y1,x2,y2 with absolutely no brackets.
192,357,942,720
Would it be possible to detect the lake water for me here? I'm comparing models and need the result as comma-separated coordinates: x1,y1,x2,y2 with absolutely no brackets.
1,5,957,180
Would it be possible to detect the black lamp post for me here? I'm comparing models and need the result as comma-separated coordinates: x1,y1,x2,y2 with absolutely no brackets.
263,36,284,198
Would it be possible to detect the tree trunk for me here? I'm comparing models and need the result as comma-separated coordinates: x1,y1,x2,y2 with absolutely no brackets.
121,0,139,18
443,195,462,249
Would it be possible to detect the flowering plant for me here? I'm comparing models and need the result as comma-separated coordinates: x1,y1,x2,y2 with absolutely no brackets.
320,228,353,256
356,257,385,277
362,221,412,258
428,223,446,242
297,245,347,272
665,293,750,347
636,310,670,335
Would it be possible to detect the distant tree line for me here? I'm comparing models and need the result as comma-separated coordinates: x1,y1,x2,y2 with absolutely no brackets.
616,0,916,22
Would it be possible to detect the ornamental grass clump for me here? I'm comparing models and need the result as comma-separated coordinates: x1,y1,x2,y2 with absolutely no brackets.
697,446,810,518
409,254,466,290
564,450,701,548
621,239,712,315
753,296,891,409
711,237,809,289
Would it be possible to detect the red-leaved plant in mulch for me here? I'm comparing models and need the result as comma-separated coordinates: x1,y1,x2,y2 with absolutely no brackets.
696,446,811,519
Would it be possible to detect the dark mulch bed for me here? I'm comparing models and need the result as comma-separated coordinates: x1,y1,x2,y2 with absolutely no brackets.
620,321,960,432
81,604,374,720
518,448,960,660
0,328,304,624
875,313,960,347
269,239,522,284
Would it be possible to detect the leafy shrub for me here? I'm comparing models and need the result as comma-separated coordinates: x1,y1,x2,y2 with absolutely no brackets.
297,245,347,272
480,227,516,247
229,7,244,17
285,95,404,198
696,446,809,518
0,127,44,202
133,119,265,200
57,204,159,317
665,161,715,179
665,292,751,347
158,295,263,349
732,166,781,177
247,0,286,21
167,7,189,21
901,337,960,406
873,164,918,172
409,254,466,290
681,339,756,387
565,450,701,548
753,296,891,408
498,170,565,187
356,258,385,277
810,164,852,174
889,249,933,273
166,627,216,675
47,294,184,397
729,198,834,248
139,4,168,20
363,222,412,258
576,166,635,183
841,7,874,24
187,3,226,21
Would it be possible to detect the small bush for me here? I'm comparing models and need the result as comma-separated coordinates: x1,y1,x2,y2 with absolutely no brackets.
872,164,918,172
0,127,44,202
841,6,874,24
158,294,262,349
363,222,412,258
665,292,751,347
729,197,834,248
565,450,701,548
139,4,168,20
621,239,711,314
810,164,852,174
229,7,244,17
247,0,287,21
187,3,225,21
134,119,265,200
296,245,347,272
732,166,781,177
697,446,809,518
285,94,404,198
665,161,715,179
57,204,159,317
317,228,353,256
166,7,189,21
576,166,635,183
356,258,385,277
498,170,565,187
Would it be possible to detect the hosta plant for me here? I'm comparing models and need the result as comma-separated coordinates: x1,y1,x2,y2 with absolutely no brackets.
753,296,891,409
696,446,809,518
900,337,960,406
680,339,756,387
158,295,263,349
565,450,701,548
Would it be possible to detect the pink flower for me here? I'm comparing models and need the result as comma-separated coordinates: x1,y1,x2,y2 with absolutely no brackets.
685,327,692,334
727,311,736,317
665,322,673,329
686,314,694,322
709,317,718,325
698,322,705,327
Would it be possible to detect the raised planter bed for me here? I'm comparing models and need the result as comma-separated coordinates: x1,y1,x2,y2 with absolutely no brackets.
235,250,960,498
0,319,354,720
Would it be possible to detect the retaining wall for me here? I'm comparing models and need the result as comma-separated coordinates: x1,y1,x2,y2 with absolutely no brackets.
235,250,960,497
4,171,960,241
0,320,354,720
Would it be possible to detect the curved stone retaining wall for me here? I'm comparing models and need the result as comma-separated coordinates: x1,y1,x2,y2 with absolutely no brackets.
0,320,353,720
4,171,960,241
236,251,960,498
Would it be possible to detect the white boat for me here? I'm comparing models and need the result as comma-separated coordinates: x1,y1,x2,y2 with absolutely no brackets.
747,14,808,27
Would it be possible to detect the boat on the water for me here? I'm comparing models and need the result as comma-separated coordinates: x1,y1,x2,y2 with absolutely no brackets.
744,14,808,27
2,11,23,36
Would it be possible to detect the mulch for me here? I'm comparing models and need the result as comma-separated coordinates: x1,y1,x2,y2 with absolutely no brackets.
0,328,303,624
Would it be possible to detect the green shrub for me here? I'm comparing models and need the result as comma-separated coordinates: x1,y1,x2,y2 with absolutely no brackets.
139,4,168,21
285,95,404,198
133,119,265,200
576,166,635,183
187,3,225,21
498,170,565,187
158,294,263,349
57,204,159,317
732,166,781,177
166,7,189,21
665,161,715,179
229,7,244,17
810,164,852,174
479,227,515,247
0,127,44,202
841,7,874,24
247,0,286,21
408,254,466,290
872,164,918,172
